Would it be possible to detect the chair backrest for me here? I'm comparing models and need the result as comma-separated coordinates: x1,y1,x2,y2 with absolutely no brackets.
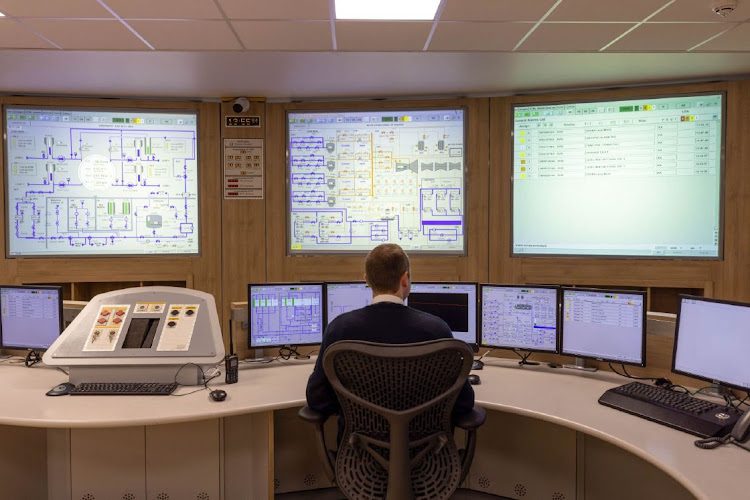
323,338,473,500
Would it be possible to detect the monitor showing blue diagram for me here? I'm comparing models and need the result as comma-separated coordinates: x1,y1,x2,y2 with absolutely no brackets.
325,282,372,325
287,108,466,254
4,107,199,257
249,283,324,348
480,285,558,353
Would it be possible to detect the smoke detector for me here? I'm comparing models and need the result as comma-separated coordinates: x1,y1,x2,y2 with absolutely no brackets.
712,0,738,17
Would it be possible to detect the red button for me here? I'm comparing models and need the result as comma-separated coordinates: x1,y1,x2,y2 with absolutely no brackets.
115,310,125,316
97,318,107,324
100,310,110,316
113,317,122,324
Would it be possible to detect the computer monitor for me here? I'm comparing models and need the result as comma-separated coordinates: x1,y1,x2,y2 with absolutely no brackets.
480,285,559,353
325,282,372,325
248,283,324,348
407,282,477,344
560,288,646,366
0,285,64,350
672,295,750,392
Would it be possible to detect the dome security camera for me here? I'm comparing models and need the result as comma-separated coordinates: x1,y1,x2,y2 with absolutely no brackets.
712,0,738,17
232,97,250,113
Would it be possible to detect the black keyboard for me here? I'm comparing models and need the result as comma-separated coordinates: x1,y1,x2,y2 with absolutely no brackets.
69,382,178,396
598,382,744,437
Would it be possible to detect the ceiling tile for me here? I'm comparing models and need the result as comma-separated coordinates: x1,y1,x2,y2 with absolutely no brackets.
440,0,557,22
107,0,223,19
218,0,330,20
519,23,633,51
0,19,55,48
128,20,240,50
429,22,531,51
22,19,149,50
336,22,432,51
695,23,750,51
232,20,331,50
650,0,750,22
608,22,730,51
547,0,669,22
0,0,111,18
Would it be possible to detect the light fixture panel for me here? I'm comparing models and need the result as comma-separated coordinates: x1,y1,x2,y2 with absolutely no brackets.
334,0,441,20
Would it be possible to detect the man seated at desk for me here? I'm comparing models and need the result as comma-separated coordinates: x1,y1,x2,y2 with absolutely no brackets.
305,243,475,424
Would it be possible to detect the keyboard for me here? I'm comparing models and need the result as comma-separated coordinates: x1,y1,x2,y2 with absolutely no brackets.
598,381,744,437
69,382,178,396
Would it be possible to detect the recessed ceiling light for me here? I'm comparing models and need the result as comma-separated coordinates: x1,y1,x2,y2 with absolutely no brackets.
334,0,441,20
0,12,6,17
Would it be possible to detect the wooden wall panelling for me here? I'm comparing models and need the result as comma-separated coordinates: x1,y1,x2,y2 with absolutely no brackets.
0,97,221,311
264,98,490,284
221,100,267,359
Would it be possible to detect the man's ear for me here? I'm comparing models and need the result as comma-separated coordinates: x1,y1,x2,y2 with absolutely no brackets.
400,270,410,288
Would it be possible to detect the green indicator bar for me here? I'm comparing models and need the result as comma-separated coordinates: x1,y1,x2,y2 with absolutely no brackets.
382,117,394,122
113,118,125,123
605,295,613,298
619,106,634,112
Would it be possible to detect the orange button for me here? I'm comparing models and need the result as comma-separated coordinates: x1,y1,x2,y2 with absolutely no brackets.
100,310,110,316
113,317,122,324
115,310,125,316
97,318,107,324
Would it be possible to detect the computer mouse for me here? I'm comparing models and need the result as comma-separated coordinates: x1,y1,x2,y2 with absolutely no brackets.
46,382,75,396
468,374,481,385
209,389,227,402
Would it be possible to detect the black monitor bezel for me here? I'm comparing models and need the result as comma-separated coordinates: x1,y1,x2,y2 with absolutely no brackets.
285,106,469,256
324,281,372,327
510,91,726,260
408,281,479,345
0,284,64,350
559,287,647,367
247,282,325,349
478,283,560,354
672,294,750,393
3,105,202,258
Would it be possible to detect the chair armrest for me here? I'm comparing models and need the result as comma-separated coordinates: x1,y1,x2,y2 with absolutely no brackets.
454,407,486,431
298,405,331,424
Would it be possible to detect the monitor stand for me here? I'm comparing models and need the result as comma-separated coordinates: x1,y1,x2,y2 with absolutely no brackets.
563,357,597,372
515,350,539,367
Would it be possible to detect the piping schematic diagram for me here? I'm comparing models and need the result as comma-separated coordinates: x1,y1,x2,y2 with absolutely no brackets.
288,109,465,253
5,108,199,256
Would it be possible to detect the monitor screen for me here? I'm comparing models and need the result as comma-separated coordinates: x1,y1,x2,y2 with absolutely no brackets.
0,285,63,350
287,108,466,254
407,282,477,344
561,288,646,366
480,285,558,353
248,283,324,348
512,93,724,258
325,282,372,325
673,296,750,392
5,106,199,257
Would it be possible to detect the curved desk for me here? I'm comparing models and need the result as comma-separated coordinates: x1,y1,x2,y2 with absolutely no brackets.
0,357,747,499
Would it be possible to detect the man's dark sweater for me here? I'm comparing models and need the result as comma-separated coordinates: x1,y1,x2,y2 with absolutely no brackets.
305,301,475,419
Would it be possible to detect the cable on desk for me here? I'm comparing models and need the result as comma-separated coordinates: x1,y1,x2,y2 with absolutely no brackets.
171,362,221,397
608,363,659,381
278,346,309,360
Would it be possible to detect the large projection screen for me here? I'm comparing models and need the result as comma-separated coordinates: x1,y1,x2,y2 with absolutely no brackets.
5,107,199,257
287,108,466,254
512,93,724,258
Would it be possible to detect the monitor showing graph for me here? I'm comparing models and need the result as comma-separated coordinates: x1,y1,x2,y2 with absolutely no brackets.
480,285,558,353
287,108,466,254
5,106,199,257
325,282,372,325
248,283,324,348
512,93,724,258
407,282,477,344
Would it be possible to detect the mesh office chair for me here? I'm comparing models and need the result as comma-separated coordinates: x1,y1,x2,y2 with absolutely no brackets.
299,339,486,500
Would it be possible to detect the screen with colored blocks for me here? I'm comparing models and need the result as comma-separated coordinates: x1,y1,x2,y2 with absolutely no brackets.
512,94,723,258
5,107,199,256
480,285,558,352
287,109,466,254
249,283,324,347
